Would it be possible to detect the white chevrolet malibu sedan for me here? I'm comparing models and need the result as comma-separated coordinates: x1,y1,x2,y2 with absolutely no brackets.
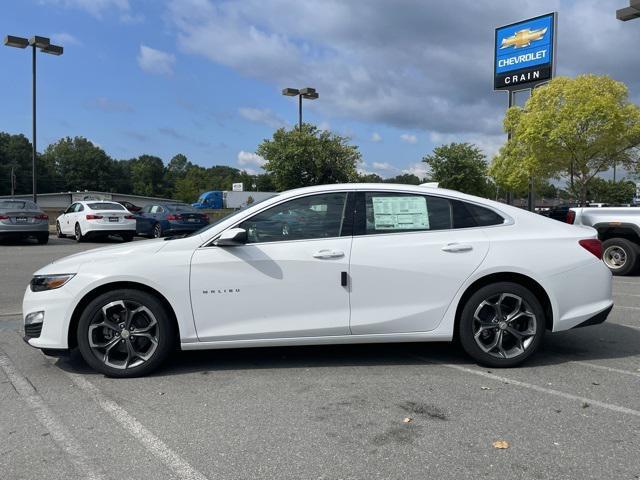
24,184,613,377
56,200,136,242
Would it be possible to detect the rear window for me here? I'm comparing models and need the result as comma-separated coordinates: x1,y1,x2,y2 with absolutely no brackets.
166,204,197,213
452,200,505,228
87,202,125,211
0,200,38,210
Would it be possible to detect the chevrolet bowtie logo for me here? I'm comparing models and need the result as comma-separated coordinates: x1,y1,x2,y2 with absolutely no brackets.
500,27,547,49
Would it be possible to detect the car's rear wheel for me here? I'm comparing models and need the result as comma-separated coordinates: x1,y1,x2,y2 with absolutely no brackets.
74,223,84,243
459,282,545,368
56,221,65,238
153,223,163,238
77,289,175,377
602,238,638,276
36,233,49,244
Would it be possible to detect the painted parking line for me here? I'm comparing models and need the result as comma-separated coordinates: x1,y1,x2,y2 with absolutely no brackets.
613,305,640,311
0,312,21,317
61,369,210,480
412,357,640,419
0,348,105,480
569,361,640,379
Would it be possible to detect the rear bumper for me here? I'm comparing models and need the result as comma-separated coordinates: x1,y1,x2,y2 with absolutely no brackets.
546,260,613,331
571,304,613,329
0,223,49,234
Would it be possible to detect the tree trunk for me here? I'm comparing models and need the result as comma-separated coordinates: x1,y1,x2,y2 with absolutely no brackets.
580,182,588,206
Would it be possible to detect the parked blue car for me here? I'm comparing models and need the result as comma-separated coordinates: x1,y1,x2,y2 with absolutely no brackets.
135,203,209,238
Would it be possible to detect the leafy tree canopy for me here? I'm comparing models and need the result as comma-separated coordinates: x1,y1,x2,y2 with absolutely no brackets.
422,142,491,196
258,123,361,190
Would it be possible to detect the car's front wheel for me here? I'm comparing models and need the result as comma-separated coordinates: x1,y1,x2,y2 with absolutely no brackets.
56,221,65,238
459,282,545,368
77,289,175,377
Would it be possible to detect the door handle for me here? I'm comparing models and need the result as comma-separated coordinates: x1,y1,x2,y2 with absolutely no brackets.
312,249,345,259
441,243,473,253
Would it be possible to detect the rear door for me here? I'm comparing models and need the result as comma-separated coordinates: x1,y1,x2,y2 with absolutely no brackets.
348,191,492,334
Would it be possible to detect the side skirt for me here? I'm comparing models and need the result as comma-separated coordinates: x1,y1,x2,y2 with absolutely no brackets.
181,332,453,351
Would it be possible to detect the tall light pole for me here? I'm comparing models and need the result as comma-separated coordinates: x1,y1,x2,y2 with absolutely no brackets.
4,35,63,203
282,87,319,130
617,0,640,20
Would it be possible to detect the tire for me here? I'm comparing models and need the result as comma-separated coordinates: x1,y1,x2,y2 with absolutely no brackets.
74,223,84,243
122,232,134,242
56,221,65,238
152,223,163,238
36,233,49,245
602,238,638,276
76,289,175,377
459,282,546,368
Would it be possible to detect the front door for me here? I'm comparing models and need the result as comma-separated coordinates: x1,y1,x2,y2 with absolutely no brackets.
349,191,490,334
190,191,354,342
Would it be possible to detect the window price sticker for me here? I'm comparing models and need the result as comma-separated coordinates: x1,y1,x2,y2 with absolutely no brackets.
372,196,429,230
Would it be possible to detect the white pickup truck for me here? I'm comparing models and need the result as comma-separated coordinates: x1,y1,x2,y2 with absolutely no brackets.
568,206,640,275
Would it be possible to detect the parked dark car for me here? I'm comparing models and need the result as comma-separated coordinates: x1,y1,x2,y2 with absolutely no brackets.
546,204,578,223
135,203,209,238
118,200,142,213
0,199,49,244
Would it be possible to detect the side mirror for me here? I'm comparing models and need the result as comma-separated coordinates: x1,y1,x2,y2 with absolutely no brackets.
214,228,247,246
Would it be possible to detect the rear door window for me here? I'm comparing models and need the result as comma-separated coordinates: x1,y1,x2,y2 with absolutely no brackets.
451,200,505,228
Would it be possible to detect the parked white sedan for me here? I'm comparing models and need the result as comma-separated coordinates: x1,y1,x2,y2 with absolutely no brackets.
25,184,612,377
56,201,136,242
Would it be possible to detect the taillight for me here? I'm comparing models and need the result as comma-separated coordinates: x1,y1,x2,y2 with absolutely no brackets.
124,215,135,219
86,214,103,220
166,214,180,220
579,239,602,259
566,210,576,224
0,214,9,220
35,214,48,220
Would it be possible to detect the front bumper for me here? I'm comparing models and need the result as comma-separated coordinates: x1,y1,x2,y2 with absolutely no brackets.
22,284,77,350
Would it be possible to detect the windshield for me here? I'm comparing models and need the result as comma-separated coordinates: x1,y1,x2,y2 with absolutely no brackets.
0,200,39,210
88,202,126,211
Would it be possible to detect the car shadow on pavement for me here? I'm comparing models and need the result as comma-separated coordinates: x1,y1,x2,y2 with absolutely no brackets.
0,237,44,246
51,323,640,377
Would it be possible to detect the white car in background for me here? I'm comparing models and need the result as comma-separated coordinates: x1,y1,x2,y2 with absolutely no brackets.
26,184,612,377
55,201,136,242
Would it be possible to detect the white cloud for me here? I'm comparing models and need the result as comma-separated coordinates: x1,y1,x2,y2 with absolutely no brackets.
137,45,175,76
400,133,417,144
84,97,133,113
238,107,287,129
318,121,331,132
51,32,81,46
372,162,395,171
237,150,266,168
371,132,382,143
403,162,429,180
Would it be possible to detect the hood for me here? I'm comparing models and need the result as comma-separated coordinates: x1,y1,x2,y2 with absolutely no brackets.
35,239,168,275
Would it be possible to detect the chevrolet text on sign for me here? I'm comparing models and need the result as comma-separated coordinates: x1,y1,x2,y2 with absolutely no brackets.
494,12,556,90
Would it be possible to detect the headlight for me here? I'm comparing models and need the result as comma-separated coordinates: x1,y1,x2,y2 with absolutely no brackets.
30,274,76,292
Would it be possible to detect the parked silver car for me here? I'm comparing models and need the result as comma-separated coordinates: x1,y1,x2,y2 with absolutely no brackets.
0,200,49,244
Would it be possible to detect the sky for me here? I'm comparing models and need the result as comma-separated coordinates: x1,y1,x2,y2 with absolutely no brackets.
1,0,639,180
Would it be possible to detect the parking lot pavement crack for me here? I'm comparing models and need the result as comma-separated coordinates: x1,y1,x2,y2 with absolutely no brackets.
0,347,105,480
59,367,211,480
420,359,640,419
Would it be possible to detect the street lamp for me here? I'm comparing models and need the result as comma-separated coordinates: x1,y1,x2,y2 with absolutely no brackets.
617,0,640,20
4,35,64,203
282,87,319,130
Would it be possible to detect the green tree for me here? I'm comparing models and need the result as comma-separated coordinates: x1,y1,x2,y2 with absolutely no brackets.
489,75,640,205
42,136,115,192
0,132,36,195
358,173,384,183
568,177,635,204
257,123,360,190
129,155,166,196
422,142,490,196
384,173,422,185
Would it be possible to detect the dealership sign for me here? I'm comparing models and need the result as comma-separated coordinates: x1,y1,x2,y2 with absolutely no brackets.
494,13,557,90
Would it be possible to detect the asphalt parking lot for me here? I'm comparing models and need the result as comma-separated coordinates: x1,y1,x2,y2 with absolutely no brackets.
1,236,639,480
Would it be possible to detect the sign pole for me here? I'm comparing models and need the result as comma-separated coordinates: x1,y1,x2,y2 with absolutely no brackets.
505,90,514,205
